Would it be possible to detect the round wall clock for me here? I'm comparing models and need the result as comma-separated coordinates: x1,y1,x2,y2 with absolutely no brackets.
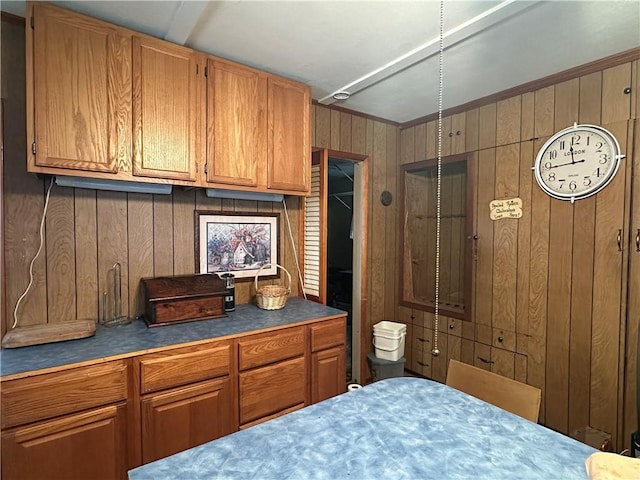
533,123,625,203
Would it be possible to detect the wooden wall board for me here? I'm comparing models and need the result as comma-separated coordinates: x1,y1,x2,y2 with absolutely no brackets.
153,195,174,277
602,63,632,124
384,124,398,321
474,148,495,326
520,93,535,142
339,112,352,152
465,108,479,152
127,193,154,318
172,189,196,276
534,86,555,138
314,105,331,149
579,72,603,124
399,127,414,166
516,141,533,337
351,115,367,156
496,96,521,146
330,110,340,150
478,103,497,150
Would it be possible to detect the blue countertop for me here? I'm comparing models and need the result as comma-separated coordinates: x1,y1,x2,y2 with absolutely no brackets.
0,297,345,378
129,377,596,480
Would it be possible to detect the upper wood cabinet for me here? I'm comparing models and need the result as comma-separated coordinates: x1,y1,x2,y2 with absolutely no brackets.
27,2,131,174
132,36,200,182
268,76,311,193
206,58,267,187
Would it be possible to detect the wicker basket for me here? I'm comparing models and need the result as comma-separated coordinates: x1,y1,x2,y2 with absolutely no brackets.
255,263,291,310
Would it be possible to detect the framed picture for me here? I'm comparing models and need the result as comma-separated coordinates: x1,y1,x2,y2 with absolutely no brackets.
195,211,279,279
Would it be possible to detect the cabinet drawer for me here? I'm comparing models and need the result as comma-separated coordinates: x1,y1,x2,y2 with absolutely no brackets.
239,356,306,424
1,361,127,429
311,318,345,352
238,327,305,370
139,341,231,394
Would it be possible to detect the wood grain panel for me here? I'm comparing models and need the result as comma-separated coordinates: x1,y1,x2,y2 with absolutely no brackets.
384,124,398,319
370,121,387,329
452,113,466,154
590,121,627,444
45,188,76,323
97,191,129,323
330,109,340,150
491,347,515,379
534,86,555,138
496,96,521,146
579,72,602,124
426,120,437,160
152,194,174,277
412,124,426,162
475,149,495,326
528,138,551,422
172,190,196,275
554,78,579,130
74,189,98,321
465,108,479,152
520,93,534,142
127,193,153,317
440,115,452,157
601,63,632,124
492,144,519,333
516,141,533,336
478,103,497,150
400,128,414,165
314,105,331,148
351,114,367,155
339,112,352,152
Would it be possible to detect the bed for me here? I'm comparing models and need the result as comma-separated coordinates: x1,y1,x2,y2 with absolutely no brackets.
128,377,595,479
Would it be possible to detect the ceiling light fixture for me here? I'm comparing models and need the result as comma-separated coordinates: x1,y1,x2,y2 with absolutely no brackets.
332,91,350,100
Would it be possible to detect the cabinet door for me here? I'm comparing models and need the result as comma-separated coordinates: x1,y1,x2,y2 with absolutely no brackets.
207,59,267,187
132,36,199,181
2,404,128,480
141,377,235,464
30,3,131,173
312,346,346,403
267,76,310,193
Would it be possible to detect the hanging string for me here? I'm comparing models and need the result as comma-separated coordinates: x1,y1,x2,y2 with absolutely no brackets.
432,0,444,357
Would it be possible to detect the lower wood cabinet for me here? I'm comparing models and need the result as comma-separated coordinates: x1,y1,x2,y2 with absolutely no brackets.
2,403,128,480
141,377,234,464
312,346,346,403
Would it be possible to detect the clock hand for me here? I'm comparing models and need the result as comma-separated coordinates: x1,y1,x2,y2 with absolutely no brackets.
548,159,586,168
569,146,576,163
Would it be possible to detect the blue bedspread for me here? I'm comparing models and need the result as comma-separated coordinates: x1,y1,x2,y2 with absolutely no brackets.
129,377,595,479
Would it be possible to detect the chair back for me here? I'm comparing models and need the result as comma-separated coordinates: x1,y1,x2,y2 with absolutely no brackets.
445,359,541,423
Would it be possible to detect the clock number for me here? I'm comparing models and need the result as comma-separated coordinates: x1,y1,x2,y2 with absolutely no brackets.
547,172,556,182
595,141,603,152
559,140,566,150
593,167,603,177
599,154,609,164
544,161,553,170
548,151,557,160
583,177,592,187
571,135,580,146
569,181,577,191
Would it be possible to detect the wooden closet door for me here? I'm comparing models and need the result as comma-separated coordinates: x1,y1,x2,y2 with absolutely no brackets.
31,3,131,173
132,36,199,181
206,59,267,187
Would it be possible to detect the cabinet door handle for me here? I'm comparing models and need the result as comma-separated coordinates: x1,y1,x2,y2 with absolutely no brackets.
636,229,640,252
617,229,622,252
477,356,494,364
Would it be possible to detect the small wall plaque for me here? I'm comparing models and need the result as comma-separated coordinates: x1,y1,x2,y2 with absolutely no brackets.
489,197,523,220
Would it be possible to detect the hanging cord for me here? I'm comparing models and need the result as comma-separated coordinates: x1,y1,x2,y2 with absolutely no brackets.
282,197,307,299
12,176,55,328
432,0,445,357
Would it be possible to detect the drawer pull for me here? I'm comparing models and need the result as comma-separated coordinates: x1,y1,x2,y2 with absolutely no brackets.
477,356,494,364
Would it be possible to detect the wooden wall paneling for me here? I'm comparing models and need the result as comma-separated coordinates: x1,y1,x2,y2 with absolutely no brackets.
491,144,519,334
579,72,603,124
633,60,639,119
441,115,452,157
384,124,398,320
426,121,437,160
413,124,427,162
45,187,76,323
369,121,387,332
478,103,497,150
520,93,535,142
440,171,453,303
514,352,528,384
460,338,475,366
568,73,601,435
589,120,628,444
465,108,479,152
1,98,3,336
474,342,492,371
399,127,414,165
314,105,331,149
447,333,462,371
330,110,340,150
74,189,98,322
195,189,222,211
351,115,367,155
496,96,521,146
233,199,259,302
534,86,555,139
97,191,129,323
544,78,579,434
452,113,466,154
172,189,196,276
491,347,515,379
516,141,533,338
339,112,352,152
623,119,639,448
449,169,463,303
474,148,496,326
528,138,552,423
127,193,154,318
153,195,174,277
364,119,375,373
602,63,632,124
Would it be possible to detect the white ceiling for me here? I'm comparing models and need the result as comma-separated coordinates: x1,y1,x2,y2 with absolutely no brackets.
2,1,639,124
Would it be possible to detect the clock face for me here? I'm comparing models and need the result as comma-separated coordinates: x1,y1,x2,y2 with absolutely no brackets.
534,124,622,201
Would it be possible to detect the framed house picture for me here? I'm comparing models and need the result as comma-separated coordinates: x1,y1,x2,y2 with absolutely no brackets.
195,211,279,279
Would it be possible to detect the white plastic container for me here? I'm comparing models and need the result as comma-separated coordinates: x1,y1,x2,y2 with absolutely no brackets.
373,321,406,361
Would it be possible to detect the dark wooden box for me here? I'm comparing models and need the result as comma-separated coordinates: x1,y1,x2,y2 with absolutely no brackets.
141,274,228,326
